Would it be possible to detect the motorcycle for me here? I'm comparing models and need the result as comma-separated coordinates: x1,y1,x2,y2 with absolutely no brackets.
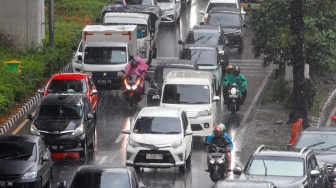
123,75,143,107
226,83,241,115
206,145,229,182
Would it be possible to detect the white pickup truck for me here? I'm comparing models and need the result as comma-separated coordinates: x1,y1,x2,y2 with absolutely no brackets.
79,25,137,90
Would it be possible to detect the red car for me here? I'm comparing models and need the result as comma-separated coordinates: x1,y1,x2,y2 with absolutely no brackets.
38,73,99,113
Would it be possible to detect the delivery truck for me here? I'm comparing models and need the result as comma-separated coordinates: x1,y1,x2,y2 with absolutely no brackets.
79,25,137,90
98,4,162,64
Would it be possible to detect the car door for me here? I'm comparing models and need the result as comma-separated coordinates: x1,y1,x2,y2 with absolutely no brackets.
181,111,192,156
72,40,83,73
307,154,320,188
87,76,98,112
38,138,51,187
83,98,95,145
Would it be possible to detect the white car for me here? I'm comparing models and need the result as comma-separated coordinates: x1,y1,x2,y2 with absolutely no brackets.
157,0,181,24
71,40,82,73
122,106,193,172
199,0,246,22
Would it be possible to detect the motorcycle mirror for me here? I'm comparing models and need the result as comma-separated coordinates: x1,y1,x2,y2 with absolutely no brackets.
232,167,242,175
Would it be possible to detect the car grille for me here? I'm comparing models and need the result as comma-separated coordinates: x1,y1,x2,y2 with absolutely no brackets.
134,150,175,164
0,174,20,181
191,124,203,131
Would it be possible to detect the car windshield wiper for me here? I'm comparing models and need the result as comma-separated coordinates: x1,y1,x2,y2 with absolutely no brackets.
322,145,336,151
165,132,181,134
306,142,325,148
263,160,267,176
194,36,205,43
201,36,212,44
145,131,164,134
2,153,32,160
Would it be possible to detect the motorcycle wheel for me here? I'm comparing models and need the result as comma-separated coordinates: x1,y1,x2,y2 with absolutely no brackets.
210,170,220,182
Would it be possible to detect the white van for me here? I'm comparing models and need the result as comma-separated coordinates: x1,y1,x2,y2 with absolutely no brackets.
160,71,220,136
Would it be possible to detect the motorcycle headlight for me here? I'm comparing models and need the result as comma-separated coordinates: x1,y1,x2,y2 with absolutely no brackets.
198,110,211,116
131,85,138,90
125,84,131,90
30,124,40,136
234,29,242,35
171,139,182,149
22,172,37,179
230,87,238,95
209,159,215,164
72,124,84,136
129,137,140,148
218,159,225,164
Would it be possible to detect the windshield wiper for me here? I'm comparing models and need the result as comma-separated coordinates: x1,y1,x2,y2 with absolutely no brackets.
201,36,212,44
262,160,267,176
322,145,336,151
306,142,325,148
2,153,32,160
165,132,181,134
194,36,205,43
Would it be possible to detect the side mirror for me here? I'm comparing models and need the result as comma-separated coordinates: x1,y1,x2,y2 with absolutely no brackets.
213,96,220,101
91,89,98,96
78,55,82,61
87,113,94,120
122,129,131,134
42,155,49,162
37,88,45,95
26,114,33,121
218,50,224,56
178,40,184,45
57,181,67,188
199,22,204,25
185,130,193,136
310,170,320,178
233,167,242,175
199,10,205,15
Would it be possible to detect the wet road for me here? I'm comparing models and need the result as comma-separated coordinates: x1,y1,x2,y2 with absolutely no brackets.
15,0,274,187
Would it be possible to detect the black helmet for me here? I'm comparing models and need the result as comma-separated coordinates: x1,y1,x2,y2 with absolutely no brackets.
130,58,138,66
234,65,240,75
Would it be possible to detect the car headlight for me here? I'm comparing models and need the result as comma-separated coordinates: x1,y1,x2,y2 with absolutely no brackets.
198,110,211,116
22,172,37,179
235,29,242,35
30,124,40,136
129,137,140,148
230,87,238,95
72,124,84,136
171,139,182,149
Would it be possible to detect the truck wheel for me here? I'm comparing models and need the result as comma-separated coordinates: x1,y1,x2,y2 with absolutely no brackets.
152,47,157,59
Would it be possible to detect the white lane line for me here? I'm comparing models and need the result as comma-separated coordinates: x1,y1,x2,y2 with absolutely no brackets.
114,134,124,143
98,155,108,165
11,111,36,135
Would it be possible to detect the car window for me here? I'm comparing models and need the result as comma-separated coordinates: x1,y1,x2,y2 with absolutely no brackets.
309,155,317,171
0,141,36,161
37,104,83,119
295,133,336,150
48,80,87,94
133,117,182,134
160,68,195,81
84,47,127,64
188,49,217,66
162,84,210,104
105,23,148,39
70,172,130,188
186,31,220,45
207,12,241,27
206,3,237,13
158,0,173,3
181,111,189,130
247,157,304,177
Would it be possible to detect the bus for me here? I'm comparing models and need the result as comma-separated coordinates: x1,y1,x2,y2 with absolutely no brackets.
240,0,264,11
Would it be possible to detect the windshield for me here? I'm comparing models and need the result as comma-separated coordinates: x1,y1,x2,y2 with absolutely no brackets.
37,104,83,119
48,80,87,94
104,23,148,38
126,0,153,5
186,49,217,66
84,47,127,64
207,12,241,27
295,133,336,150
159,68,195,81
206,3,237,13
70,172,130,188
0,142,36,161
158,0,173,3
162,84,210,104
186,31,219,45
247,157,304,177
133,117,181,134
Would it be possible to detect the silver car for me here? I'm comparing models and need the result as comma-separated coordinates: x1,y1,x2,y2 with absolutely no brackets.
157,0,181,23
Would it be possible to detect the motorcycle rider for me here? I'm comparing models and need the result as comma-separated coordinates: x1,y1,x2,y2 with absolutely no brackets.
124,56,148,94
222,65,248,105
205,123,233,152
205,125,232,177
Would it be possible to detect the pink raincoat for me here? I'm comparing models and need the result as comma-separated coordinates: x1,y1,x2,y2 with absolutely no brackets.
125,56,148,88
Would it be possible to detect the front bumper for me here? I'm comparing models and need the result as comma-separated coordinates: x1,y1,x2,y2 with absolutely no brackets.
225,34,243,48
40,133,85,153
126,146,186,168
188,116,214,137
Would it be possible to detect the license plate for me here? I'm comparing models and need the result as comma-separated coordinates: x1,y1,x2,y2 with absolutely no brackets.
211,153,223,157
229,95,238,98
51,145,57,150
0,181,13,187
98,80,107,84
146,154,163,160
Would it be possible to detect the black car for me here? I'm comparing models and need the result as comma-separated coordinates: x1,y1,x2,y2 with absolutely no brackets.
146,58,198,104
0,135,53,188
179,44,229,76
178,25,227,51
293,127,336,187
27,94,96,161
58,166,145,188
200,7,247,53
233,145,329,188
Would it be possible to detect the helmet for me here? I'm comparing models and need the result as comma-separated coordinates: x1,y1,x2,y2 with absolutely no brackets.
233,65,240,75
130,58,139,67
213,125,223,137
219,123,227,131
226,65,234,74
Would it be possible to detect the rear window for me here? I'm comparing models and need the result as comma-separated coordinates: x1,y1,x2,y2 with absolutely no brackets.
37,104,83,119
185,31,220,45
48,80,87,94
162,84,210,104
70,172,130,188
133,117,181,134
0,141,36,161
206,3,237,13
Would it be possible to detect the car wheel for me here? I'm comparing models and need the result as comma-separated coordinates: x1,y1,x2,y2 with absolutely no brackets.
134,166,141,172
88,130,95,151
179,161,187,173
186,152,191,167
80,138,88,161
43,172,52,188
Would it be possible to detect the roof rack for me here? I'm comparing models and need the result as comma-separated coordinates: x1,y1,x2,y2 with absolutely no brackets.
254,144,265,156
299,147,308,157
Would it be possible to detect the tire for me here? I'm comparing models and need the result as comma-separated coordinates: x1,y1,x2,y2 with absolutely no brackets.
134,166,141,172
179,162,186,173
88,130,95,151
186,152,191,167
43,170,52,188
152,47,157,59
80,138,88,161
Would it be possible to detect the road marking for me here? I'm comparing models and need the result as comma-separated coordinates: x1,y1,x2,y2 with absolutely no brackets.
115,134,124,143
98,155,108,165
11,111,36,135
